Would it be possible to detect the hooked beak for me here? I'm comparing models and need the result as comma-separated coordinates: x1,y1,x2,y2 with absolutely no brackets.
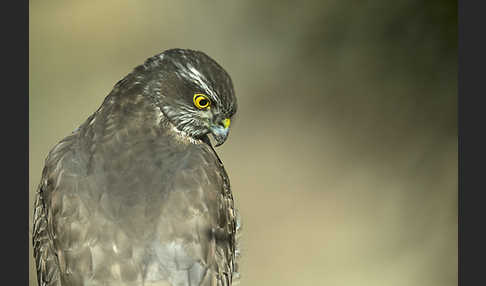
209,118,231,147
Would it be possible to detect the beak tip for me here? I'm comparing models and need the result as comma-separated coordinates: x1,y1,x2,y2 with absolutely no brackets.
213,133,229,147
209,126,230,147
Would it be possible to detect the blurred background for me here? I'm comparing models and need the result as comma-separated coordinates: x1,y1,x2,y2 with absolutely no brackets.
29,0,457,285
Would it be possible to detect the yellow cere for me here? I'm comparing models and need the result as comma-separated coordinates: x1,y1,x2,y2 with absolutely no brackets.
222,118,231,129
193,94,211,109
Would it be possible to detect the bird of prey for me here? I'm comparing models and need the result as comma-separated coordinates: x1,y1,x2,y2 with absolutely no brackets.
32,49,241,286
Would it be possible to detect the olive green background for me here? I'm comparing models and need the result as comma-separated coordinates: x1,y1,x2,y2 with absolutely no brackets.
29,0,457,285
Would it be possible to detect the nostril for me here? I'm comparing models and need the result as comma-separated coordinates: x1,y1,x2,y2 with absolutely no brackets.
220,118,231,129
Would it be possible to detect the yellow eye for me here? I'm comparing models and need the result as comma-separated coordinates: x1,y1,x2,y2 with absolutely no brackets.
193,94,211,109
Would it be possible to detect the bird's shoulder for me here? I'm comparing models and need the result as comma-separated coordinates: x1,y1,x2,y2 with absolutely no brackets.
32,127,84,286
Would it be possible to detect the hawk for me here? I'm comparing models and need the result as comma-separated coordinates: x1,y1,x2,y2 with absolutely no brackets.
32,49,241,286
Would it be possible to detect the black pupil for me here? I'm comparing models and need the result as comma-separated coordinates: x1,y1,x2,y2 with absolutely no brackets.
199,99,208,106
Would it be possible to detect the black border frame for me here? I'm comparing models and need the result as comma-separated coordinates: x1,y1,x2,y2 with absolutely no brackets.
458,1,485,285
6,0,29,284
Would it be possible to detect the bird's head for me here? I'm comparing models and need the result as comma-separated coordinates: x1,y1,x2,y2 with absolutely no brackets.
145,49,237,147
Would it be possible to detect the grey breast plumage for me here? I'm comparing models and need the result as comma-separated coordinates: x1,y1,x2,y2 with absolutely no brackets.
33,49,240,286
